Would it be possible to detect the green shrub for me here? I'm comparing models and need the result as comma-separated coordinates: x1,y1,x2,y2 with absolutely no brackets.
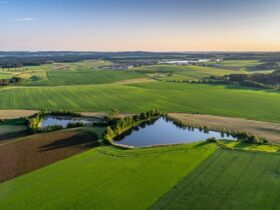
207,137,217,143
103,110,162,144
44,125,63,132
67,122,85,128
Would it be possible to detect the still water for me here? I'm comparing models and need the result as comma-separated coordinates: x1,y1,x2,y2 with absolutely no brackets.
115,117,237,147
41,116,97,129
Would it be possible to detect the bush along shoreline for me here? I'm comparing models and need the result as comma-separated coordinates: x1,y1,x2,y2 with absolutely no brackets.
103,110,163,145
28,110,82,133
167,115,269,145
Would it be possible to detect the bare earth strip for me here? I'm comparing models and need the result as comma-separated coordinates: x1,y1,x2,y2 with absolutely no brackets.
0,110,38,119
0,109,130,119
112,77,155,84
169,113,280,143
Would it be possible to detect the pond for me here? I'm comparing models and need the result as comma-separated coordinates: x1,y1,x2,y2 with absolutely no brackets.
41,116,99,129
115,117,237,147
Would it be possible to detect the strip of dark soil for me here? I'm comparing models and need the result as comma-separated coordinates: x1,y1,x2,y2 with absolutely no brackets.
0,129,98,183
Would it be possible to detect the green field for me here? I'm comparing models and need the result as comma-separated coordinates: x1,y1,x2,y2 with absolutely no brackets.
0,82,279,122
0,143,217,210
135,64,246,81
22,70,145,86
205,60,262,71
151,148,280,210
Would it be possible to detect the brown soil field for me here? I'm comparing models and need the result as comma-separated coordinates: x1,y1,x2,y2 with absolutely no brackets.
0,110,130,120
169,113,280,143
0,110,38,119
0,129,99,183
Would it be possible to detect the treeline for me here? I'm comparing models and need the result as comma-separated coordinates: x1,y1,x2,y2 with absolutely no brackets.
0,77,22,86
231,131,268,144
103,110,162,144
216,71,280,89
28,111,82,132
168,115,268,145
248,62,280,71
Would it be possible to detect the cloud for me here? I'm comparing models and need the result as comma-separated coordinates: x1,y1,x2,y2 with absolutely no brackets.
13,17,34,22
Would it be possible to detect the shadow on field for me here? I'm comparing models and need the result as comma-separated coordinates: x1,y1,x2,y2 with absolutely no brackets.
258,127,280,135
39,132,99,152
0,131,30,145
194,141,209,147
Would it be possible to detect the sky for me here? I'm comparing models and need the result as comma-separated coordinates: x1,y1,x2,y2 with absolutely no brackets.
1,0,280,51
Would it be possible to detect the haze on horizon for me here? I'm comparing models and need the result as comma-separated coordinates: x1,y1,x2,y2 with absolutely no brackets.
1,0,280,51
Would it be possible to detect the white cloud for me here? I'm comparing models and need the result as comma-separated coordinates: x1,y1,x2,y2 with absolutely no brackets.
13,17,34,22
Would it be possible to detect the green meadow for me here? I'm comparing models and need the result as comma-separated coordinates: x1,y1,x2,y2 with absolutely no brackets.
22,70,145,86
2,142,280,210
0,143,217,210
135,64,246,81
0,82,279,122
151,148,280,210
1,60,280,210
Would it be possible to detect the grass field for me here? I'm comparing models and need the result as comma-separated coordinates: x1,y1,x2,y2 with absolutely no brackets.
21,70,145,86
205,60,262,71
134,64,246,81
150,149,280,210
0,82,279,122
0,142,217,210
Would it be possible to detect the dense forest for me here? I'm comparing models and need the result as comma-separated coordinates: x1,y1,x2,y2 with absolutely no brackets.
1,51,280,68
217,70,280,89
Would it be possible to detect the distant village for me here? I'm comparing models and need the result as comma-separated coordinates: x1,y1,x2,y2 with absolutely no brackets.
103,58,223,70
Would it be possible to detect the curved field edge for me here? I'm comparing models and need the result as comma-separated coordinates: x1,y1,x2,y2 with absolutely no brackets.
150,149,280,210
0,143,217,210
0,127,105,183
0,82,280,122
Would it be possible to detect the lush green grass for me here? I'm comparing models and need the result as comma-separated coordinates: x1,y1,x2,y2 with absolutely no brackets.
151,148,280,210
218,140,280,153
10,60,145,86
0,142,217,210
134,64,245,81
205,60,262,71
0,82,280,122
22,70,145,86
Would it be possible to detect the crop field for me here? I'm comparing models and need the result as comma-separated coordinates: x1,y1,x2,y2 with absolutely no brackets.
150,149,280,210
0,82,279,122
25,70,146,86
205,60,262,71
0,128,101,183
0,142,217,210
169,113,280,143
9,60,147,86
135,64,246,81
1,58,280,209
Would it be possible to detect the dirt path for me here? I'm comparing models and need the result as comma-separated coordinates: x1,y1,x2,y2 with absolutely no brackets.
169,113,280,143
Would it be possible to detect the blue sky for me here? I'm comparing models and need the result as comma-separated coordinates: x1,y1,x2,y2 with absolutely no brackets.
1,0,280,51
